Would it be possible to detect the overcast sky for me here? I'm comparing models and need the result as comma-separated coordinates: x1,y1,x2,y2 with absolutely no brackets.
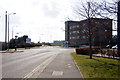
0,0,117,43
0,0,79,43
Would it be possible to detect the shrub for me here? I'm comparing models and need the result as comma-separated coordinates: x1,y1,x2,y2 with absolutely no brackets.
76,47,99,55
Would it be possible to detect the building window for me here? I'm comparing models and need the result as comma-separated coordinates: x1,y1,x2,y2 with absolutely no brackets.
71,31,80,34
81,29,89,33
95,28,111,32
70,36,76,39
95,35,107,39
72,31,76,33
79,36,88,39
76,25,79,28
77,36,79,39
70,25,79,30
70,42,77,45
77,31,79,33
95,21,109,26
73,37,76,39
103,22,109,26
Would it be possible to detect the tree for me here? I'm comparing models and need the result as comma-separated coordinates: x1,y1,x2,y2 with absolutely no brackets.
96,0,118,19
96,0,119,31
73,1,99,59
96,0,120,50
74,1,100,19
72,0,120,59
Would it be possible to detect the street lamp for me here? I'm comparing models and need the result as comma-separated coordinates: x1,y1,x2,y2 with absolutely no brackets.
5,11,7,50
8,12,16,51
12,26,17,39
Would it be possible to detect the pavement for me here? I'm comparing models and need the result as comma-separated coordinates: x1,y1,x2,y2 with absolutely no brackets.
29,49,83,79
0,50,24,54
0,48,26,53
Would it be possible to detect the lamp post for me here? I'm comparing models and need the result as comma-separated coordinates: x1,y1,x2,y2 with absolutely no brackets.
12,26,17,39
5,11,7,50
7,12,16,51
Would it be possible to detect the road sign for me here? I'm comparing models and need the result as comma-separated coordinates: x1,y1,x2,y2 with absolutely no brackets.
26,38,31,43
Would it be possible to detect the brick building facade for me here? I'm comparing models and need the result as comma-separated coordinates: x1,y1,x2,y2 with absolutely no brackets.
65,18,112,47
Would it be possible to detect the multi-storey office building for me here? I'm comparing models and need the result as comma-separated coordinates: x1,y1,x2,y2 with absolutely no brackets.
65,18,112,47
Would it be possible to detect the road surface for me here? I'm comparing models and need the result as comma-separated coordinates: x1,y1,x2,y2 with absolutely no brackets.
2,46,82,79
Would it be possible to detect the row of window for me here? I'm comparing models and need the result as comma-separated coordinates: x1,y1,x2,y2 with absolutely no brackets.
70,23,87,30
69,28,110,35
70,31,80,34
95,22,110,26
70,29,89,34
69,35,109,40
70,25,79,29
70,42,88,45
70,36,89,39
95,28,110,32
69,22,110,30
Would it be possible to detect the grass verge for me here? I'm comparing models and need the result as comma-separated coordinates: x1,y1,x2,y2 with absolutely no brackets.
71,52,120,79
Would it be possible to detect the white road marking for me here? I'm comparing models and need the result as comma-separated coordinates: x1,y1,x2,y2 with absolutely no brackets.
52,71,63,76
67,64,72,68
23,54,57,79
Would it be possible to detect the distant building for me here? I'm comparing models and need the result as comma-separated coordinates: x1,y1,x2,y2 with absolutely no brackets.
0,42,2,50
52,40,66,46
65,18,112,47
53,40,64,44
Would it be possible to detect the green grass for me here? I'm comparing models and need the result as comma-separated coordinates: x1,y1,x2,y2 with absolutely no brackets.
71,52,120,79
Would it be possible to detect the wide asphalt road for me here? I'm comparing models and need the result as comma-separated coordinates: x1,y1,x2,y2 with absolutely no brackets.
2,46,82,78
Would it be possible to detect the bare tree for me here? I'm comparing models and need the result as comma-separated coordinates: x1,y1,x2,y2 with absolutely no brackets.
73,1,99,59
96,0,119,30
96,0,118,20
72,0,120,59
74,1,99,19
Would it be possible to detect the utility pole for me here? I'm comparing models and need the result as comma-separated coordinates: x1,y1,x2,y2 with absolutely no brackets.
117,1,120,51
5,11,7,50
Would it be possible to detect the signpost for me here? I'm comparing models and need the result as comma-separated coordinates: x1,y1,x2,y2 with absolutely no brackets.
26,38,31,43
117,1,120,51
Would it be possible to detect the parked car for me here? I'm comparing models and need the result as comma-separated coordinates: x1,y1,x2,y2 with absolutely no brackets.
112,45,117,49
106,45,112,48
